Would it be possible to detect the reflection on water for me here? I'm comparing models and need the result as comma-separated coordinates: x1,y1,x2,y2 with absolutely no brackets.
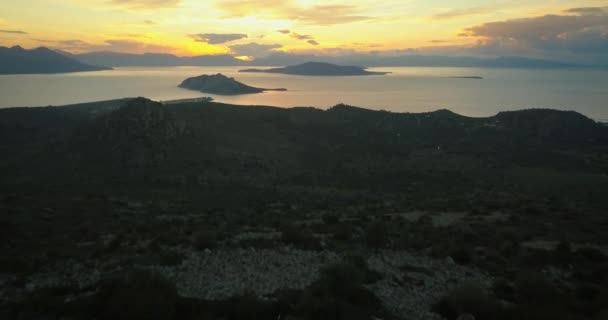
1,66,607,119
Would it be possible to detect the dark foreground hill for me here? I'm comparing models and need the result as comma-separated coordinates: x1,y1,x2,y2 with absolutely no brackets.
1,97,606,208
0,46,110,74
2,98,608,320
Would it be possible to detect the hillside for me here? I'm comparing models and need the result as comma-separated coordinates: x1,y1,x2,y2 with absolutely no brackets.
2,98,608,320
0,46,110,74
1,98,606,201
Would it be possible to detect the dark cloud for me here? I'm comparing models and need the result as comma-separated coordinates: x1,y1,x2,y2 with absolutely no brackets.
432,6,495,20
229,42,282,58
189,33,248,44
457,8,608,63
564,7,608,16
290,32,312,40
0,29,28,34
277,29,319,45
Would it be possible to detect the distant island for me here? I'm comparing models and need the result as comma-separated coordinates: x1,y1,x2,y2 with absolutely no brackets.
0,46,111,75
451,76,484,79
178,73,287,95
239,62,390,76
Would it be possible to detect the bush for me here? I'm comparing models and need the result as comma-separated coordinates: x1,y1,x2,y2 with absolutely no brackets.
451,248,474,265
160,250,184,266
96,270,178,320
433,285,503,320
281,226,321,250
322,213,340,225
295,260,383,320
193,230,217,250
366,221,388,249
333,224,354,241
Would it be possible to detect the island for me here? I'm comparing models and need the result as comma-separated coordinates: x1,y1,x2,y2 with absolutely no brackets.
239,61,390,76
178,73,287,95
450,76,484,79
0,45,111,75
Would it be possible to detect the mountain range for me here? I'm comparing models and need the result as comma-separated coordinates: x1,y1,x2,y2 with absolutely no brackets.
0,45,597,75
0,46,110,75
66,49,587,69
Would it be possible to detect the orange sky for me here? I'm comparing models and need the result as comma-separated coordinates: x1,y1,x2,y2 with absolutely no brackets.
0,0,607,61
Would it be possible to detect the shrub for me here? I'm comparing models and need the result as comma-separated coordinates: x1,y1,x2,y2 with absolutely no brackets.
365,221,388,249
96,270,178,320
160,250,184,266
433,285,503,320
295,260,383,320
281,226,321,250
451,248,474,265
322,213,340,225
333,224,354,241
193,230,217,250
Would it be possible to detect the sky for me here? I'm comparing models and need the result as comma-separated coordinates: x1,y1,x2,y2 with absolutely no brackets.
0,0,607,63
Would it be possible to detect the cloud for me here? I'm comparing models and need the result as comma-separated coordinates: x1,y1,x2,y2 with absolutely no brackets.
42,38,177,54
429,40,450,43
564,7,608,16
289,32,312,40
143,20,157,25
0,29,28,34
276,29,320,45
290,4,370,25
229,42,282,58
432,6,495,20
106,0,181,9
216,1,371,25
189,33,248,44
456,7,608,63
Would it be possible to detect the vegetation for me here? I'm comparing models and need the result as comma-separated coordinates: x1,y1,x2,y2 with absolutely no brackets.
1,97,607,320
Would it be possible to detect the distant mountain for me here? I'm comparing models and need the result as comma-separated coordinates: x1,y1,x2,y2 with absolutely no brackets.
240,62,390,76
178,73,286,95
73,51,247,67
0,46,111,74
65,49,587,69
251,53,583,69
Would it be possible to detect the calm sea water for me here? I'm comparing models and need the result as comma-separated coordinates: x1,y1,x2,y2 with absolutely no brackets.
0,66,607,120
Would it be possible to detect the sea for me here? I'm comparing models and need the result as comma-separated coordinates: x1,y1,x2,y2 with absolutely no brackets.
0,66,607,120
